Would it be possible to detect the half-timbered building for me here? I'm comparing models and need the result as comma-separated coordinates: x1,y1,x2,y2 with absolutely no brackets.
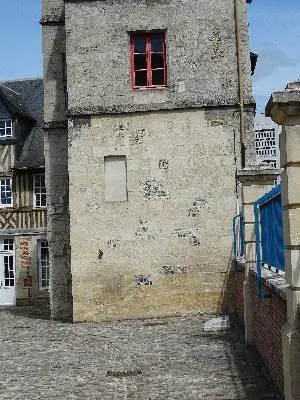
0,78,48,306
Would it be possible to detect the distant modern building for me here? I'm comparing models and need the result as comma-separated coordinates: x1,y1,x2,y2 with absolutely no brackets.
254,114,280,168
0,78,47,306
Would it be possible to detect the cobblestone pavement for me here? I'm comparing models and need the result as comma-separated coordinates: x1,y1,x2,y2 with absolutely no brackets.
0,307,278,400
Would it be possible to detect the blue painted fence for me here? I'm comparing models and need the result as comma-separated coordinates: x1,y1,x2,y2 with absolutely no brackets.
233,212,245,259
254,184,284,299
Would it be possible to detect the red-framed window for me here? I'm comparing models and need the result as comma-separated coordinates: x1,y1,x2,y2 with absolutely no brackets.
130,33,167,89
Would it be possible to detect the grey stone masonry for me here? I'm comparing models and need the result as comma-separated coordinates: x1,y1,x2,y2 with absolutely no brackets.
0,307,279,400
42,0,256,322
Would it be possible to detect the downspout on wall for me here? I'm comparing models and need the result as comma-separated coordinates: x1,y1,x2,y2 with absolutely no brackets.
234,0,246,169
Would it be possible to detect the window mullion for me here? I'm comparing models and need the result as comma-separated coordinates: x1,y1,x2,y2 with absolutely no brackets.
146,37,151,87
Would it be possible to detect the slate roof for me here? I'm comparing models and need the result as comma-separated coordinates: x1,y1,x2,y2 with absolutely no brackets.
0,84,33,119
0,78,44,169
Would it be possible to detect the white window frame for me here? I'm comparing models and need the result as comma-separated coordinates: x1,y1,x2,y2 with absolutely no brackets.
33,174,46,208
0,178,13,207
0,238,15,292
0,119,13,138
38,240,49,290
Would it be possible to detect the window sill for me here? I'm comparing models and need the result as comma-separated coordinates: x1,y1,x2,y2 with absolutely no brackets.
0,138,17,145
38,288,49,292
132,86,167,91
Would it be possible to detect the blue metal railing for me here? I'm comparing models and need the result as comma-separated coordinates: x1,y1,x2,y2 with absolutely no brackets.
233,212,245,260
254,184,284,299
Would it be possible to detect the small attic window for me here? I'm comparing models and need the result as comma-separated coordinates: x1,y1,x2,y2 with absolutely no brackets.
0,120,12,137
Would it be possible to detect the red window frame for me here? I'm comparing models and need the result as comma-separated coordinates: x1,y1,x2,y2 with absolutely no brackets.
130,33,167,89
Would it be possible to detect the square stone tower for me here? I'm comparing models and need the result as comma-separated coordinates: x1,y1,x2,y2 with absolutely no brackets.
42,0,255,321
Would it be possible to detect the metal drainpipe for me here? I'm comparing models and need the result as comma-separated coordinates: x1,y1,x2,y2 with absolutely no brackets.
234,0,246,169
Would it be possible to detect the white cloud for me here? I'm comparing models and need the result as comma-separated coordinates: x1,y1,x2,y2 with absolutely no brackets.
253,43,298,83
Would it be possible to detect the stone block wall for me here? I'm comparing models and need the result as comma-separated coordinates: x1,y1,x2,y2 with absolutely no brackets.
65,0,253,113
44,128,72,320
42,0,256,321
69,108,238,321
42,0,72,320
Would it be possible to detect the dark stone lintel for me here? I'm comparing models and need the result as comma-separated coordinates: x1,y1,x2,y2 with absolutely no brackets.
44,121,68,130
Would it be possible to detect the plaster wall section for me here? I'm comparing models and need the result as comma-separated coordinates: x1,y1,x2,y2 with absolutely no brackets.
15,234,48,305
69,108,237,322
65,0,253,115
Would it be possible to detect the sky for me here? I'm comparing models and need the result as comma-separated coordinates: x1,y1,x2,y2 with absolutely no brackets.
0,0,299,113
248,0,300,112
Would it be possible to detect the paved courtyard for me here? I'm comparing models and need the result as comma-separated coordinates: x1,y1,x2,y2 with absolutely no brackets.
0,307,278,400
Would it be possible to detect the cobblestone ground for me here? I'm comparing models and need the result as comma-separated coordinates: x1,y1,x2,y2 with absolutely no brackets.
0,307,278,400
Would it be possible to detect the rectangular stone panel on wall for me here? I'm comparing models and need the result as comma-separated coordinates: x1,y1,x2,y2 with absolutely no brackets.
104,156,128,202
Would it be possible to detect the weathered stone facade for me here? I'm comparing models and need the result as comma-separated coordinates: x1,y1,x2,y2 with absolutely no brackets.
42,0,255,321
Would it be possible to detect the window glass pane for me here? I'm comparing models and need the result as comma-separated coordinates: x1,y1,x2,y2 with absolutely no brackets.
152,69,164,86
41,194,46,206
0,120,13,136
34,174,46,207
151,53,164,69
134,38,146,53
151,36,163,53
135,70,147,87
134,54,147,70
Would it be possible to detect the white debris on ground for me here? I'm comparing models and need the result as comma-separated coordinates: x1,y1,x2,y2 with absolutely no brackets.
203,316,230,332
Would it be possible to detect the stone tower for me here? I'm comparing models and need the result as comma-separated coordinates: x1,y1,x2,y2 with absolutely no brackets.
42,0,255,322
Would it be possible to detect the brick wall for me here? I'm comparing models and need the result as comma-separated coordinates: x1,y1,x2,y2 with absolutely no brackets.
230,261,244,322
230,264,287,397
